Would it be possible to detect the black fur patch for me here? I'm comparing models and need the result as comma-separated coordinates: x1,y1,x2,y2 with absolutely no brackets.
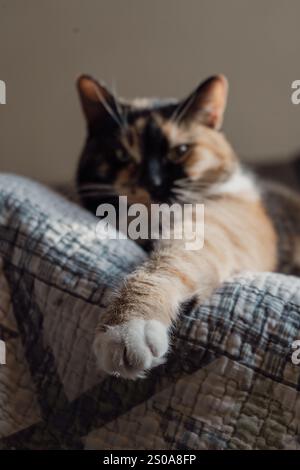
77,100,185,210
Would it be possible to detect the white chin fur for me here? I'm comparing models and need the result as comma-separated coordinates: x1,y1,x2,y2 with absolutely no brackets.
93,318,169,380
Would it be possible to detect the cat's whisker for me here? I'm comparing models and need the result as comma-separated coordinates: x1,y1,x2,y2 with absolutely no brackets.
171,188,202,203
79,190,118,199
77,183,118,198
78,186,115,192
78,182,115,191
111,79,128,130
171,88,198,125
81,193,104,197
78,184,116,191
174,176,210,185
171,187,189,195
78,189,117,195
173,181,192,188
173,181,193,188
173,180,210,191
94,86,123,129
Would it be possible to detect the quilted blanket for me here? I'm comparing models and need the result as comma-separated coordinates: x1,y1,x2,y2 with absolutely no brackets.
0,173,300,450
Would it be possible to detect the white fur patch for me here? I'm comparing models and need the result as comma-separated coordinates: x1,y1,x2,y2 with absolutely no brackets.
93,319,169,379
207,169,259,200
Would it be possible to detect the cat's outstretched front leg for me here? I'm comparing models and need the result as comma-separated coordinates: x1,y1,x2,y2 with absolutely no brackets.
93,242,223,379
93,196,277,379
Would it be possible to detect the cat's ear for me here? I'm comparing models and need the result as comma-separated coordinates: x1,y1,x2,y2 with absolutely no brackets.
77,75,115,125
179,75,228,130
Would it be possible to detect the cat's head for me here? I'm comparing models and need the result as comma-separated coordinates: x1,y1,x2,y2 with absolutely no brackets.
76,74,237,211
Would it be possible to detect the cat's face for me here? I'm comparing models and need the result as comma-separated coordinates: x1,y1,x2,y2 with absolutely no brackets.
77,74,237,211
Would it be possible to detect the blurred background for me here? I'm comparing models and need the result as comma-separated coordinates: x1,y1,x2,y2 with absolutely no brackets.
0,0,300,185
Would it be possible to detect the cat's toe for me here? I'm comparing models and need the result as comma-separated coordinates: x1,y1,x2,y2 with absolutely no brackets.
93,318,169,379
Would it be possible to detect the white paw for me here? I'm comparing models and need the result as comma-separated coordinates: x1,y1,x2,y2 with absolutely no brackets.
93,318,169,379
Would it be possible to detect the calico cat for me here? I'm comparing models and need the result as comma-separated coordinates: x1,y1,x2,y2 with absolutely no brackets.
76,74,278,379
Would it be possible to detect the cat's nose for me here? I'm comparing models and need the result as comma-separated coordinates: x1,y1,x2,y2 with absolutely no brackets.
150,173,163,189
140,159,164,193
142,173,165,196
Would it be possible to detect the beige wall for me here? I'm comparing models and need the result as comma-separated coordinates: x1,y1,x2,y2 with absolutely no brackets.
0,0,300,184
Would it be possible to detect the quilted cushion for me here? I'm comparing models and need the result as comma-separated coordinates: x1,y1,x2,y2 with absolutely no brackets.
0,173,300,450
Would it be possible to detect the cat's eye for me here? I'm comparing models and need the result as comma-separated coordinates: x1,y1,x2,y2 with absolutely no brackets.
167,144,190,163
115,147,130,163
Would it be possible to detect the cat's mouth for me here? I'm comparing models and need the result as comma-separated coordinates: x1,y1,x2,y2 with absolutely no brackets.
78,180,175,210
121,181,183,205
117,182,172,206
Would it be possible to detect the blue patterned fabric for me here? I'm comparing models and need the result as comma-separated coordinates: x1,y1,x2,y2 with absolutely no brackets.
0,173,300,450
